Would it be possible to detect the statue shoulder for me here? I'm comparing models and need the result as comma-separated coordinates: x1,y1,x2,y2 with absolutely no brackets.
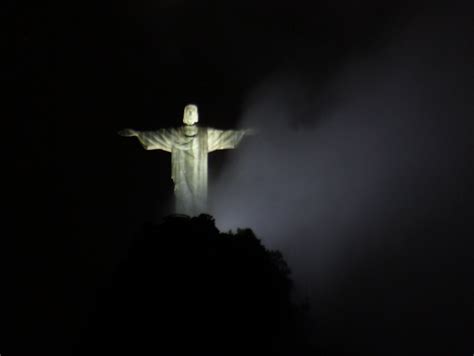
161,127,181,136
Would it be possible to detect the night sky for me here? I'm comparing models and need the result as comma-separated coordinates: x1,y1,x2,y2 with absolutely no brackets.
14,0,474,355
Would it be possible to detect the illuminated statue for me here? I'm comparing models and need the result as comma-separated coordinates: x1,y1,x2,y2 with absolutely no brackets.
119,104,253,216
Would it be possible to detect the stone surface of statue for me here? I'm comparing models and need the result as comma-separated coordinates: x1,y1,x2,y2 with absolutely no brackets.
119,104,253,216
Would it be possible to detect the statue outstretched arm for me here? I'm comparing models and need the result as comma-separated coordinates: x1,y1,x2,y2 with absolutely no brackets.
118,128,174,152
207,128,254,152
244,128,257,136
118,128,138,137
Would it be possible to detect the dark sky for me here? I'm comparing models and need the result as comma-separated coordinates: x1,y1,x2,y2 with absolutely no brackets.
14,0,474,355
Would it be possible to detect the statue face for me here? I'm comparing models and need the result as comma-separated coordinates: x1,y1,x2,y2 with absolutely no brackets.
183,104,199,125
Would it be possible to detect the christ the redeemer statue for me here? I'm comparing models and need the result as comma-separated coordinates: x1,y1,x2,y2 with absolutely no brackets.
119,104,253,216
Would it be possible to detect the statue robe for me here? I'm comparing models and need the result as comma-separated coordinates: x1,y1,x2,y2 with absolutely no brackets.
135,126,246,216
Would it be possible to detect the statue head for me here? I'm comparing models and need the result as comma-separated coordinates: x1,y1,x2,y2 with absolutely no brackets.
183,104,199,126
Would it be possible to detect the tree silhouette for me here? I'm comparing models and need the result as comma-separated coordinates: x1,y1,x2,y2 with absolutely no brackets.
81,214,313,356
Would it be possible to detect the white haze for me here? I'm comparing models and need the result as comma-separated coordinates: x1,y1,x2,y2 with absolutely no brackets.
209,9,473,294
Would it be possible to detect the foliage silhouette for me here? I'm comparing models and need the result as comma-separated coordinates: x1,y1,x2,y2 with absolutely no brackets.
81,214,313,356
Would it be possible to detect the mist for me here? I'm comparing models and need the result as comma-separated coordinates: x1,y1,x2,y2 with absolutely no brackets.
209,8,473,296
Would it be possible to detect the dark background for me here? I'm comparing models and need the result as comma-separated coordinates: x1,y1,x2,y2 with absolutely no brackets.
13,0,474,355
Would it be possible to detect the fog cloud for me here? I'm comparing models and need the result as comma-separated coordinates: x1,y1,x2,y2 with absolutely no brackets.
210,9,473,293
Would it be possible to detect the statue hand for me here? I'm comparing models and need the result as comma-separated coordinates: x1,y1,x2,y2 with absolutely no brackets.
118,129,137,137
